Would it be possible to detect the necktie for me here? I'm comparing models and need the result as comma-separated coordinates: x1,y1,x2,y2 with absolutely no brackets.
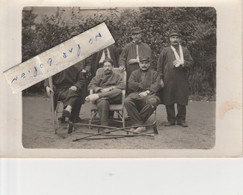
136,45,139,60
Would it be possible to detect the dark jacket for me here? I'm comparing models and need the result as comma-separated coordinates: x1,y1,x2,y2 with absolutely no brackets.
128,69,161,94
44,66,86,91
157,46,193,105
88,71,125,92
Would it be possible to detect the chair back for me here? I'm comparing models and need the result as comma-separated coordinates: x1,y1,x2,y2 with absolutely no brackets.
95,68,126,88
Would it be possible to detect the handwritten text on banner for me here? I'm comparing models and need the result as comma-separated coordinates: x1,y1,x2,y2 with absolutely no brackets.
3,23,114,93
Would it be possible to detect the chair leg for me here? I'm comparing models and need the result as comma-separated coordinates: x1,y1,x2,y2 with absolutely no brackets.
153,110,158,134
54,102,62,134
122,109,127,134
54,110,58,134
50,95,57,134
89,111,93,129
153,121,158,134
122,111,125,128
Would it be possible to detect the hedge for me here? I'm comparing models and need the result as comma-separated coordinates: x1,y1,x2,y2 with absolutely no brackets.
22,7,216,98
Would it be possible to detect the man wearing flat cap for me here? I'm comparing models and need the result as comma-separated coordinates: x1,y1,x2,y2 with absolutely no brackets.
125,57,161,133
157,31,193,127
119,27,152,86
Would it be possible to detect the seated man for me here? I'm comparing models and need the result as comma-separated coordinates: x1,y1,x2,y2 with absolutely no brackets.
85,58,125,133
45,65,86,123
124,57,161,133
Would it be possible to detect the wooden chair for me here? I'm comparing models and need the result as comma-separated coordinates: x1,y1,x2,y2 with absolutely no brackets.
48,77,64,134
89,68,127,129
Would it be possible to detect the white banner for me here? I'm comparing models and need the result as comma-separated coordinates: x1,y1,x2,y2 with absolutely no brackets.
3,23,114,93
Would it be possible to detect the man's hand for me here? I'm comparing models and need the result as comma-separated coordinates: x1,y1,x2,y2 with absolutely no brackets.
139,91,148,97
85,94,100,102
69,86,77,91
128,58,139,65
46,86,54,96
173,60,184,67
119,66,125,71
81,69,87,73
160,79,164,88
94,87,102,93
101,87,114,93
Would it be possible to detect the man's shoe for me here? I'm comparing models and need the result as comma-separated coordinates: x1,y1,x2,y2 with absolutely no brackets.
109,111,115,119
133,126,146,133
125,116,131,121
72,117,82,123
164,122,175,126
63,109,71,118
58,116,66,123
177,121,188,127
98,128,110,134
128,128,136,133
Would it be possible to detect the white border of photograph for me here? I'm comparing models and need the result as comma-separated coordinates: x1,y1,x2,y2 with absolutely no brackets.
0,0,242,157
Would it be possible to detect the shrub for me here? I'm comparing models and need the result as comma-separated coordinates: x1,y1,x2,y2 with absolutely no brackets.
22,7,216,98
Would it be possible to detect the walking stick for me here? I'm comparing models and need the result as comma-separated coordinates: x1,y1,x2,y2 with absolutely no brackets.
69,121,158,135
72,122,157,142
48,77,56,134
83,133,155,140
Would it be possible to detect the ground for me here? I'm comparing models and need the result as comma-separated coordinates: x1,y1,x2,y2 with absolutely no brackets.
22,96,215,149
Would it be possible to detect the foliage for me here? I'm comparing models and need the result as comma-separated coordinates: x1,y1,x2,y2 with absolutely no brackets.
22,7,216,98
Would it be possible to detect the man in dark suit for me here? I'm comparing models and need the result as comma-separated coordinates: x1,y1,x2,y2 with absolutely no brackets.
45,66,86,123
125,57,161,133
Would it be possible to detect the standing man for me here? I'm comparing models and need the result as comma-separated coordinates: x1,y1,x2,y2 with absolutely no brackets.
124,57,161,133
157,31,193,127
119,27,152,83
86,59,125,133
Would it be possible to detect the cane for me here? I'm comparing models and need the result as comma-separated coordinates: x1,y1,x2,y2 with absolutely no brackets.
72,122,157,142
48,77,57,134
69,121,158,135
83,133,155,140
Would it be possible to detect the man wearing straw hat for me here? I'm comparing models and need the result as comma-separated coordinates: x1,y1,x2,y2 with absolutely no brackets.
157,31,193,127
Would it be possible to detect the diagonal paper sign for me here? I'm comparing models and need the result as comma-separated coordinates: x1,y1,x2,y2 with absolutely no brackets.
3,23,114,93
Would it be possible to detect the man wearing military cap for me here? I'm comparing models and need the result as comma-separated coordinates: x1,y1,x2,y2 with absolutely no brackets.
157,31,193,127
125,57,161,133
119,27,152,85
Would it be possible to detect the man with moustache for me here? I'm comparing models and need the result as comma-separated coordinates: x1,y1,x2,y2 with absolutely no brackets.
119,27,152,83
91,44,121,119
86,58,125,132
157,31,193,127
91,44,120,78
124,57,161,133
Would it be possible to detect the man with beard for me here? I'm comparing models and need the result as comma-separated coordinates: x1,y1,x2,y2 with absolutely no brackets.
86,58,125,132
119,27,152,84
157,31,193,127
124,57,161,133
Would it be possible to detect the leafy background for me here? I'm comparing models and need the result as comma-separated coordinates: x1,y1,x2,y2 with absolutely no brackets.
22,7,216,100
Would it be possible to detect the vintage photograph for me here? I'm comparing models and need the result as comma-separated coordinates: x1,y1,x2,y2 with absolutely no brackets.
22,7,216,149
